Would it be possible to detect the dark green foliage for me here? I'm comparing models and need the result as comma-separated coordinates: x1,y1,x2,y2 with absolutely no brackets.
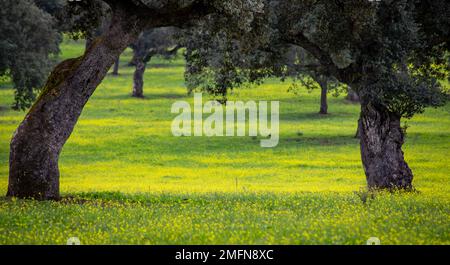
180,20,282,101
61,0,110,41
0,0,60,110
184,0,449,118
0,0,110,110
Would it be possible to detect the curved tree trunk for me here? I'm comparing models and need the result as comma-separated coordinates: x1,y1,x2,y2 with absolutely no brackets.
318,79,328,114
132,56,146,98
112,58,120,75
359,102,413,190
7,9,143,200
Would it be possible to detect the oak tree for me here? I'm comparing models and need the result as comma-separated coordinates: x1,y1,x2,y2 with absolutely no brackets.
6,0,263,200
183,0,449,190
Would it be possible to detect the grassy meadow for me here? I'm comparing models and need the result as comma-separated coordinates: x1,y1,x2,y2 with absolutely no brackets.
0,39,449,244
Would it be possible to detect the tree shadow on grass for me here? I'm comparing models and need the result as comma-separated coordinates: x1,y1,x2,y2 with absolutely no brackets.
280,135,359,147
280,111,357,122
0,105,9,112
60,134,361,167
149,63,185,68
149,92,187,99
94,92,187,101
288,162,361,170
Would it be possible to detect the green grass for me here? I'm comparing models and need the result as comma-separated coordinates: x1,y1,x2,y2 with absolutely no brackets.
0,39,449,244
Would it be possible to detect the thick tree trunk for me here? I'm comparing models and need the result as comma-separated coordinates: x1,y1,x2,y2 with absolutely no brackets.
132,56,146,98
112,58,120,75
318,79,328,114
7,9,143,200
359,103,413,190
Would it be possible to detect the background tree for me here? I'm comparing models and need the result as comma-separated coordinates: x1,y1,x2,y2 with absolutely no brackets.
283,45,345,115
0,0,108,110
112,59,120,76
130,27,179,98
0,0,61,110
181,22,280,103
182,27,343,115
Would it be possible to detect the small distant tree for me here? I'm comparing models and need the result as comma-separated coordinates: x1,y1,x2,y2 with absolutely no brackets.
129,27,179,98
111,59,120,76
283,46,344,115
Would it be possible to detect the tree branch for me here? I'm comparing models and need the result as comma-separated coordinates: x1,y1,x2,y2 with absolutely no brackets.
283,32,340,77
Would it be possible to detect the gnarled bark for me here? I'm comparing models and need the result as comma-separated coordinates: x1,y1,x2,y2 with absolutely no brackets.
7,8,144,200
359,103,413,190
